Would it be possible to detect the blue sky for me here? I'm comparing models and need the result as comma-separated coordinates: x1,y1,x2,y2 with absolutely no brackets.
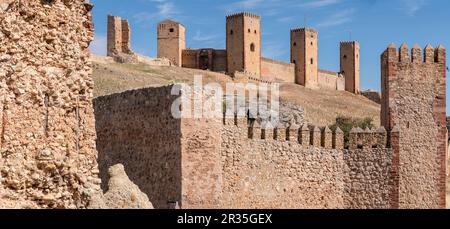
90,0,450,112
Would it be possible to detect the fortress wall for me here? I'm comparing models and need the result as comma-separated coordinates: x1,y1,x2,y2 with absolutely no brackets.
94,86,182,209
344,149,393,209
180,112,223,209
219,116,394,209
261,58,295,83
220,120,346,209
317,70,344,91
212,50,227,72
381,44,447,208
181,49,198,69
0,0,99,209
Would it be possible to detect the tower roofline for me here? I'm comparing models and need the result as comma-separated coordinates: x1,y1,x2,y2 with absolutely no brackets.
226,12,260,19
340,41,359,45
158,19,185,27
291,27,317,33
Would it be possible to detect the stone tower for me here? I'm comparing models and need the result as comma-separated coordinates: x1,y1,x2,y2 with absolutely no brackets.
381,43,447,209
226,12,261,77
340,41,360,94
290,28,318,88
107,15,133,57
157,20,186,67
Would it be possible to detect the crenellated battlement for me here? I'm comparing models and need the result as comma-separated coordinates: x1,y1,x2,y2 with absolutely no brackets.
381,43,446,64
226,12,260,19
340,41,358,46
291,27,317,33
221,111,391,150
244,121,346,150
348,127,388,150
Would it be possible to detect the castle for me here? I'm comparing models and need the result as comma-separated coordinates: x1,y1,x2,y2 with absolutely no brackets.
0,1,447,209
95,43,447,209
107,12,360,93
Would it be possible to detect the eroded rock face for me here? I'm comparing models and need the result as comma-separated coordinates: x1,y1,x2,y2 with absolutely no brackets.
89,164,153,209
0,0,101,209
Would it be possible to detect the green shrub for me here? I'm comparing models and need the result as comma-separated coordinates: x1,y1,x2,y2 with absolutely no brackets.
330,116,374,148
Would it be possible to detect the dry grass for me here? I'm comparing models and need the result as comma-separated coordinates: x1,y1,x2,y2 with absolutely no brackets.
92,55,380,127
280,84,380,127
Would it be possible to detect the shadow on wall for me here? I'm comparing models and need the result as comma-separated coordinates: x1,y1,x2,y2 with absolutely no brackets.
93,87,183,209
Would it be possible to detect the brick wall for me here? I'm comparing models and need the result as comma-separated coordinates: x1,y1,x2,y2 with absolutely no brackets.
261,57,295,83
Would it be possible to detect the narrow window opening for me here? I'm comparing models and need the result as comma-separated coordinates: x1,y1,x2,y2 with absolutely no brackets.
310,58,314,65
250,43,255,52
169,28,174,33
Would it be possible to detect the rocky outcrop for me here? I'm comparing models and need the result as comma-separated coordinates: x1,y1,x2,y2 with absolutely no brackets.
89,164,153,209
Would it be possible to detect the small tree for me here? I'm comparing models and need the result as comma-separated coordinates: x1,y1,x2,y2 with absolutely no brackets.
330,116,374,148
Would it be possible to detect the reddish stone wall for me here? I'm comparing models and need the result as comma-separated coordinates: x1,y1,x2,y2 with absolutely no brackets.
261,57,295,83
94,86,182,209
317,69,345,90
381,44,447,208
92,85,398,209
0,0,99,209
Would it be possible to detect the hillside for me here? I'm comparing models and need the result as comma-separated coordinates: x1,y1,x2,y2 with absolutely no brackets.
92,55,380,127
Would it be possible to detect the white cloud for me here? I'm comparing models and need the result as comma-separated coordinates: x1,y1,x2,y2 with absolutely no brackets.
234,0,265,8
222,0,283,15
276,16,294,23
192,31,219,42
400,0,427,16
262,41,287,59
317,8,354,27
90,34,107,56
298,0,341,9
134,0,178,24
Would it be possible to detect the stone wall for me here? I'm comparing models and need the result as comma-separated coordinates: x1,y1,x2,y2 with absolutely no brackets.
381,44,447,208
261,57,295,83
361,90,381,104
0,0,100,209
212,50,227,73
92,83,397,209
220,121,346,209
317,69,345,91
94,86,182,209
344,148,393,209
181,49,198,69
181,49,227,72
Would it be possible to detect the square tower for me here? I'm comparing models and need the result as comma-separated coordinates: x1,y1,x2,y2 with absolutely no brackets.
157,20,186,67
107,15,134,57
107,15,123,56
290,28,318,88
340,41,360,94
381,44,447,208
226,12,261,77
